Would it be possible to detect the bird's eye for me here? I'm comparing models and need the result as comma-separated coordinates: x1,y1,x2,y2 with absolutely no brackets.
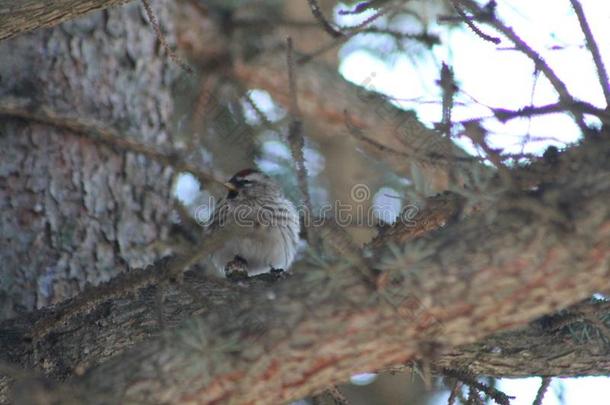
241,180,253,187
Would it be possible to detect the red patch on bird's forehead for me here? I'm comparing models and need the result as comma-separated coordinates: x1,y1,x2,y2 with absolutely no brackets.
232,168,259,179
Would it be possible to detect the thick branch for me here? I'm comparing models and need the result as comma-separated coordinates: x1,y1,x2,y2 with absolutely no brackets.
2,137,609,403
2,283,609,387
0,0,132,41
437,300,610,377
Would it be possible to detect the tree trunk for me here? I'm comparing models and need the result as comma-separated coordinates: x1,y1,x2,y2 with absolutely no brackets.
0,0,177,319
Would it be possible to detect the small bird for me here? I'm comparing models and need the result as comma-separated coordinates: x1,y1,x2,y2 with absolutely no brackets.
208,168,300,278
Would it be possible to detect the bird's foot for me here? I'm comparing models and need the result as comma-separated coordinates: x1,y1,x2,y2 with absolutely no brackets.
225,256,249,281
269,267,289,280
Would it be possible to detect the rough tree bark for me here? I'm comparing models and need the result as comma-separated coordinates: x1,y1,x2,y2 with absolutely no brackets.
0,0,130,40
0,1,178,318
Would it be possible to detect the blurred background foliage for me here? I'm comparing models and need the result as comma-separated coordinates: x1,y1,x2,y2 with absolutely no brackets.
166,1,604,403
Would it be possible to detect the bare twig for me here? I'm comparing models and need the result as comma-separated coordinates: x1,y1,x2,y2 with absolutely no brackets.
437,62,462,186
141,0,192,73
243,91,277,132
443,369,513,405
298,7,389,64
438,63,457,137
347,108,476,166
286,38,302,138
462,120,512,185
338,0,386,15
493,101,610,124
344,110,484,171
286,38,313,235
569,0,610,108
340,7,389,32
233,17,439,48
357,27,440,48
456,0,590,134
0,96,229,190
344,110,411,158
447,380,463,405
190,75,221,146
447,0,501,44
532,377,552,405
307,0,343,38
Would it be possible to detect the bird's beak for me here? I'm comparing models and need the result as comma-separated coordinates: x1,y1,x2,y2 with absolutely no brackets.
224,182,237,191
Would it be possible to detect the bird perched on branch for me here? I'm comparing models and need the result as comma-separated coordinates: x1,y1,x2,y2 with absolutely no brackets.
208,168,300,279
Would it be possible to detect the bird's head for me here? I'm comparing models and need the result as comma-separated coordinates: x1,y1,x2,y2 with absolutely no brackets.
224,168,282,200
